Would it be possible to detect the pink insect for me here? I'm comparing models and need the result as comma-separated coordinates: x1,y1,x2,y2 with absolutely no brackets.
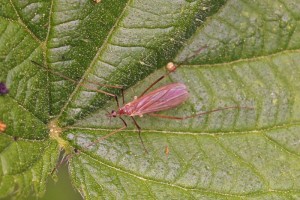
88,59,252,152
91,80,190,152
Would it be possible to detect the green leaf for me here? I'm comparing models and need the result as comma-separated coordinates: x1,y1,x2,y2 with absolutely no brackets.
1,0,300,199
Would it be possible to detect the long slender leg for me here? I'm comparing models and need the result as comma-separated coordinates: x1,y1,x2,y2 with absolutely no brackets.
138,71,172,97
86,117,127,148
63,118,128,161
66,117,131,158
121,88,125,105
139,46,208,98
31,61,123,89
114,96,120,109
131,117,148,154
31,60,122,107
113,87,126,108
51,153,72,175
179,45,208,65
148,106,253,120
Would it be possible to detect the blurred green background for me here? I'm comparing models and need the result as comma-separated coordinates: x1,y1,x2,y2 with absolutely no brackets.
3,160,82,200
40,162,82,200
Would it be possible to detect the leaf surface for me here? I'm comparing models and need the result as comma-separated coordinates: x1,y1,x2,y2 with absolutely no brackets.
1,0,300,199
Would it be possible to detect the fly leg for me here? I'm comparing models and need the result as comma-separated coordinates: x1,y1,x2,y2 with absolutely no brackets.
51,153,72,175
121,88,125,105
131,117,148,154
139,46,207,97
59,118,127,170
138,70,173,97
31,60,123,107
86,117,127,147
114,87,125,108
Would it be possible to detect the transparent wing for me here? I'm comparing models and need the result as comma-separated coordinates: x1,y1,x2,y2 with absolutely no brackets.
130,83,189,116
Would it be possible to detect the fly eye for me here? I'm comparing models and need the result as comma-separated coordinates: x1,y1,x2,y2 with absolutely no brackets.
111,110,117,117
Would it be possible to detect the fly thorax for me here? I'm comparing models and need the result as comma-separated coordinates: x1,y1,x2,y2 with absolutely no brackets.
119,104,134,115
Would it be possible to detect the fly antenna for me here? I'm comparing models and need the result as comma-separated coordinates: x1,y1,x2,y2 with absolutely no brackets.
138,45,209,97
105,109,112,125
182,45,208,64
169,45,208,72
166,45,208,75
31,60,123,89
31,60,78,84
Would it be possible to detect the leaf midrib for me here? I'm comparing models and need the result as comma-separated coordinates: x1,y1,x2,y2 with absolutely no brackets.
67,122,300,136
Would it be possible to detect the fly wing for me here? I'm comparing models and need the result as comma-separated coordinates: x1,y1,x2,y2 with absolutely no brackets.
130,83,189,116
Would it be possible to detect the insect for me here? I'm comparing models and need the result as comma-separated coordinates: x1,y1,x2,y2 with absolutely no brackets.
0,121,6,132
0,82,9,95
88,57,252,152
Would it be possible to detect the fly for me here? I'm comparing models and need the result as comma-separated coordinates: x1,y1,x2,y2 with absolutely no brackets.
88,60,252,153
